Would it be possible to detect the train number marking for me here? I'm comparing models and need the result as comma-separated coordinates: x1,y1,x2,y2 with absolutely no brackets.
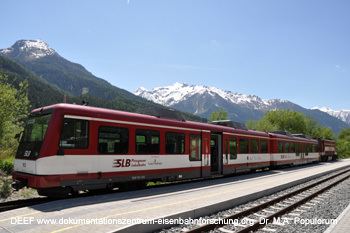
24,150,31,157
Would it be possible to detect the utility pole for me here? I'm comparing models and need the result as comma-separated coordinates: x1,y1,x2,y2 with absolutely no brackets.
81,87,89,105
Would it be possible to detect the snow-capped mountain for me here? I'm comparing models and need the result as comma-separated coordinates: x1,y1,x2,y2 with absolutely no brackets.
313,107,350,125
0,39,56,60
135,83,350,132
135,82,287,111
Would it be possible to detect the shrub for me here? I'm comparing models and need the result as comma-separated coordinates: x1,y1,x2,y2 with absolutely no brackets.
0,157,14,175
0,177,12,199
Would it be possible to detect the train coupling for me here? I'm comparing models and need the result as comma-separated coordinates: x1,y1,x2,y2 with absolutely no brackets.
12,179,27,191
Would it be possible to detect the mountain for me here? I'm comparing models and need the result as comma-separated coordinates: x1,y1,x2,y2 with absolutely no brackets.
0,40,203,121
0,40,56,61
135,83,350,133
0,39,132,98
313,107,350,125
0,55,66,108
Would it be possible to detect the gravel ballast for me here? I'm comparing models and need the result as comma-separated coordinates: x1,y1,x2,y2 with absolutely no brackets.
257,177,350,233
157,168,350,233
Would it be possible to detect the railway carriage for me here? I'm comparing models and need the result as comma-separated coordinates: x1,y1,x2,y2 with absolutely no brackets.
269,133,319,167
319,139,337,162
12,103,336,197
221,130,270,175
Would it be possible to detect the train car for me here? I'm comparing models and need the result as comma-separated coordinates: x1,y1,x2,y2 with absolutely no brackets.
319,139,337,162
12,104,273,196
269,132,319,167
221,128,270,175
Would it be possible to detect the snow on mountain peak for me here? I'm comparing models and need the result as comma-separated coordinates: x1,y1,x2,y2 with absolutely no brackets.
135,82,287,110
0,39,56,59
313,107,350,124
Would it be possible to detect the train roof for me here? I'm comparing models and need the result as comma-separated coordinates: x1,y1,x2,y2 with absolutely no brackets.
269,132,318,143
32,103,319,143
32,103,270,137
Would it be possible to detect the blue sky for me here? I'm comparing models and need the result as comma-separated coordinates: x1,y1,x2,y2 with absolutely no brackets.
1,0,349,109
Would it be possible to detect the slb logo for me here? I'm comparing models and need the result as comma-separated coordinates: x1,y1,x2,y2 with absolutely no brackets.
113,159,131,168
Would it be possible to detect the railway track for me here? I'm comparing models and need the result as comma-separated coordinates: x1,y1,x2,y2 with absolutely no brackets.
0,197,51,213
185,167,350,233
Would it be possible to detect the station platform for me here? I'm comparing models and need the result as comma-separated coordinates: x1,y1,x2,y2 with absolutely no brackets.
324,202,350,233
0,160,350,233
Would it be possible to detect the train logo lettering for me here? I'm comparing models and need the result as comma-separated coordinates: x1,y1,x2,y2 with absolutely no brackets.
113,159,131,168
113,159,147,168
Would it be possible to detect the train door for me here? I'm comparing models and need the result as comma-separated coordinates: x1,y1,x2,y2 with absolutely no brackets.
300,144,305,161
201,131,211,178
210,133,223,174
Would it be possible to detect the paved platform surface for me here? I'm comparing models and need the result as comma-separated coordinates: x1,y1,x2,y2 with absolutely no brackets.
324,202,350,233
0,160,350,233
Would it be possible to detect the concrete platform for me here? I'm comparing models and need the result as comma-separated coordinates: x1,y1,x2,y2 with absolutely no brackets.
0,160,350,233
324,202,350,233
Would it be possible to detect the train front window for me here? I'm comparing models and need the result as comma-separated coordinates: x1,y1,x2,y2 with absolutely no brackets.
16,114,51,158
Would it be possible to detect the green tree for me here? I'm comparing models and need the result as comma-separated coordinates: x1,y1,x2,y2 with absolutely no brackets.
338,128,350,141
337,128,350,158
210,108,228,121
0,73,30,159
247,109,335,139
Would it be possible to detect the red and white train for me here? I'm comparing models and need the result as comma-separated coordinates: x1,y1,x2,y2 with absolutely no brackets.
12,104,337,197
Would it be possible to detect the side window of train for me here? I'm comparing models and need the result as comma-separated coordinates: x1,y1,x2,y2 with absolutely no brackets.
60,118,89,149
278,142,284,153
98,126,128,154
251,139,259,153
239,138,249,154
166,132,185,154
260,140,268,153
296,143,300,156
285,143,290,153
229,138,237,159
189,135,201,161
305,144,310,155
135,129,160,154
290,143,295,153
